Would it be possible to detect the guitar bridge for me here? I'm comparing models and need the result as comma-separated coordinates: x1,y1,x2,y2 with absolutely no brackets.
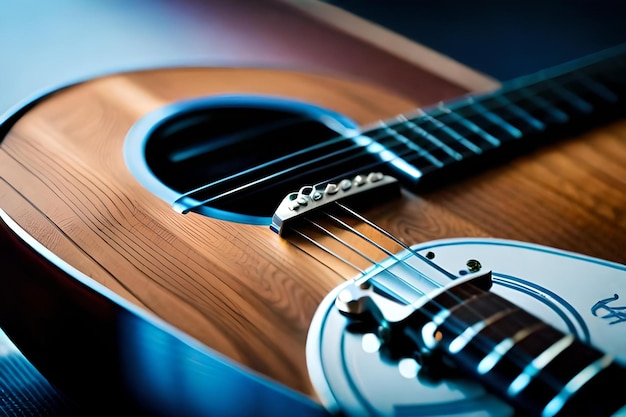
270,172,400,236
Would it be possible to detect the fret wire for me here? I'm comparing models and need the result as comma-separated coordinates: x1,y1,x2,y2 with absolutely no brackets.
504,88,570,124
252,53,626,408
436,59,624,132
178,49,625,212
344,130,429,180
477,322,547,375
509,65,621,108
416,109,484,154
542,354,615,417
368,129,445,173
461,98,523,139
519,70,617,103
372,122,457,173
576,73,619,102
477,100,546,134
178,128,420,208
441,93,547,133
286,206,607,398
494,54,625,99
487,94,546,131
414,100,509,146
379,122,445,167
335,127,454,178
182,67,608,209
507,334,576,396
437,105,502,147
544,80,593,114
401,113,487,159
398,115,464,161
320,204,596,388
178,121,435,205
596,66,626,89
448,306,517,354
448,78,564,117
450,108,520,144
520,82,595,119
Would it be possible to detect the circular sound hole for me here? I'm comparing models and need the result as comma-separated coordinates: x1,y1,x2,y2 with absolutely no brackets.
124,95,359,224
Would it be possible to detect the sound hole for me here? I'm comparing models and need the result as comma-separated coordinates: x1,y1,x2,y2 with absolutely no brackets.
125,95,364,224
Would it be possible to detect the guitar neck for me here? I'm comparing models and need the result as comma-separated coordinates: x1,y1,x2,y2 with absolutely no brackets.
412,282,626,416
362,45,626,190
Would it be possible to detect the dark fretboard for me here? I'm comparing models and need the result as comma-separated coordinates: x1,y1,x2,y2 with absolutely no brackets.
362,44,626,189
410,281,626,416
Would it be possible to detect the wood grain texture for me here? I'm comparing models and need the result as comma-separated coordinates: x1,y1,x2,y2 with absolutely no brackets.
1,67,625,402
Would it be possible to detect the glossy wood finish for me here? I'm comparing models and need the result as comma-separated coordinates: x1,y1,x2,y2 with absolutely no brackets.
1,67,625,403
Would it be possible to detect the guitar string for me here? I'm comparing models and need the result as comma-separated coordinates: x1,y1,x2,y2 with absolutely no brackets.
279,60,624,398
326,201,490,299
281,56,623,405
178,96,555,210
290,208,451,296
291,202,573,391
176,90,555,206
327,202,504,310
326,203,581,391
176,67,618,210
289,211,538,378
301,212,454,297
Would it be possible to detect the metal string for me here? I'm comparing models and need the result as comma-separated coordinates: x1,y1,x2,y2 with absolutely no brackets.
287,202,573,394
175,67,618,211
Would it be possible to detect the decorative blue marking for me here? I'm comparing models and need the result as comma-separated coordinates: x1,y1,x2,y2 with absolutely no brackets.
412,239,626,343
592,294,626,325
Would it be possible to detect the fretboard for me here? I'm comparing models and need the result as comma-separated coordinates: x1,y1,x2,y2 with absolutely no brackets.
413,281,626,416
362,44,626,189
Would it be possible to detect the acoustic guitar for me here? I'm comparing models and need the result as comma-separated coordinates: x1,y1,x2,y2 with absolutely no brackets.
1,41,625,416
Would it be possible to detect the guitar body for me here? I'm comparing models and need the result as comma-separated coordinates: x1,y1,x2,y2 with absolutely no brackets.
0,68,421,398
1,66,625,412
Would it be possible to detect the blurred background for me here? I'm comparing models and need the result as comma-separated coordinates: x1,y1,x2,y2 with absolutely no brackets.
1,1,625,415
2,0,626,115
327,0,626,80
